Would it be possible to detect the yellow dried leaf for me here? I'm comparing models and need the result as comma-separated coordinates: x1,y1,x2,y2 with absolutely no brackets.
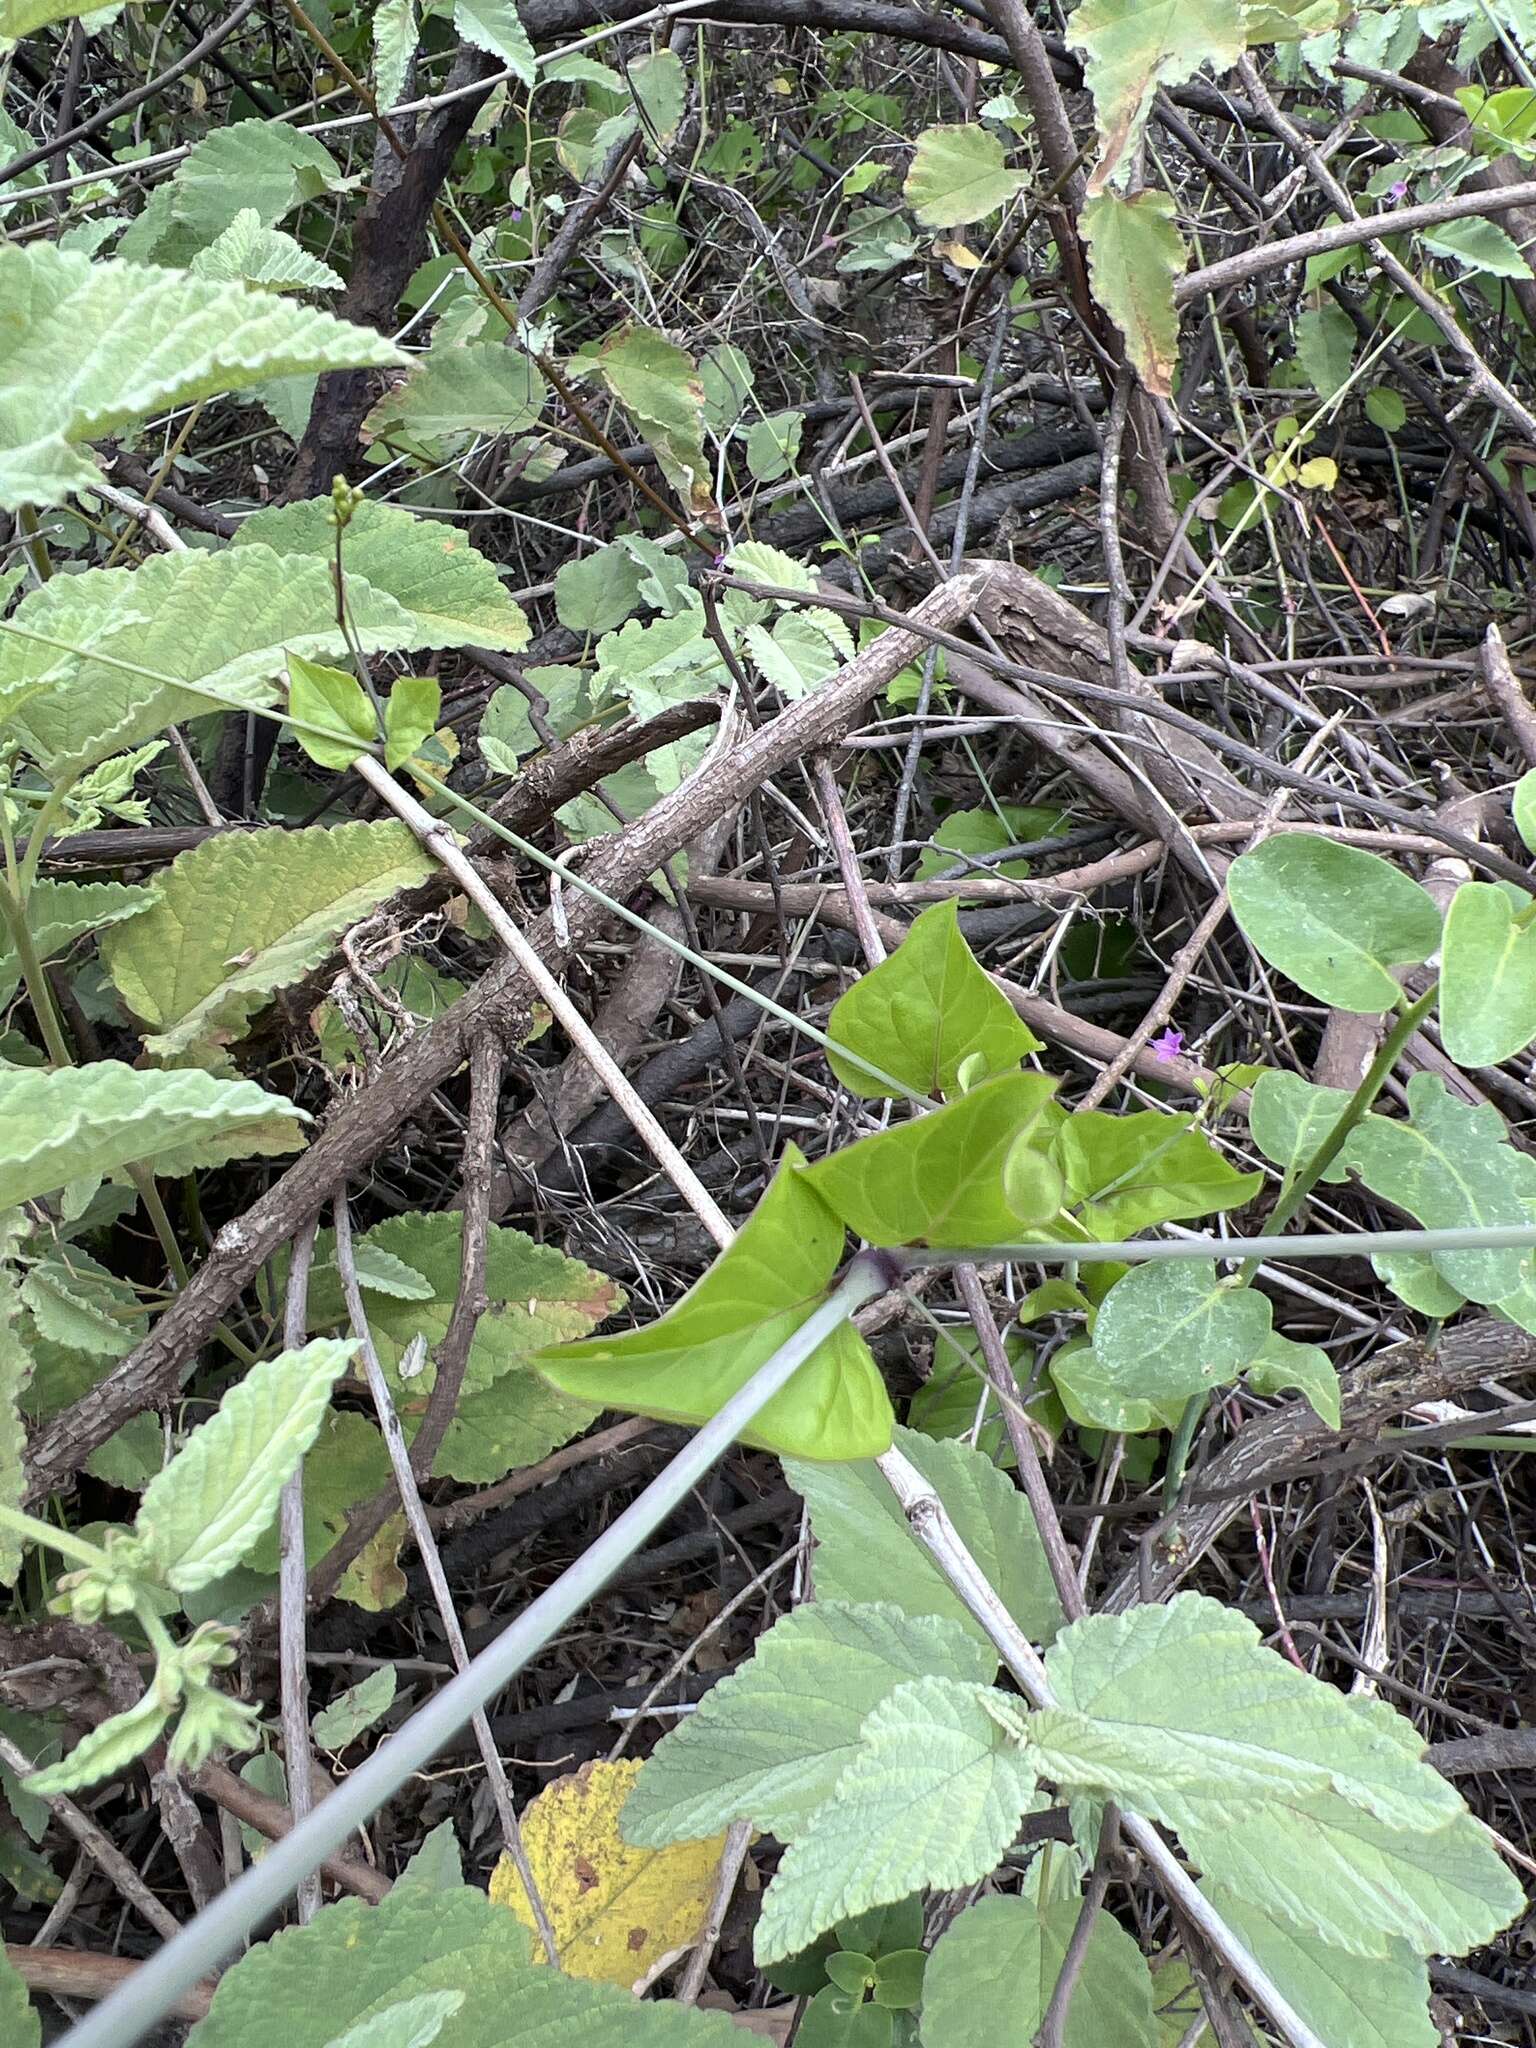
490,1758,726,1987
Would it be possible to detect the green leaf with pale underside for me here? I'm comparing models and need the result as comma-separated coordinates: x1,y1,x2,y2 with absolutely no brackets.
1071,0,1245,189
135,1340,355,1592
1228,834,1442,1012
0,879,157,1006
0,245,402,514
783,1426,1062,1650
903,124,1025,228
363,345,547,449
623,1602,993,1846
0,1062,307,1208
1080,190,1186,400
235,498,531,654
101,822,436,1059
1198,1888,1435,2048
535,1152,891,1461
754,1676,1039,1963
826,899,1041,1100
1026,1593,1464,1833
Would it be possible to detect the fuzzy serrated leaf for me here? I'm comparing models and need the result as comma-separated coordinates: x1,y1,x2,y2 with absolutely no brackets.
101,822,436,1058
903,125,1025,228
452,0,536,81
26,1688,174,1799
1080,190,1186,399
365,344,547,450
0,1062,307,1207
623,1602,994,1846
827,899,1041,1100
535,1151,890,1462
302,1211,616,1483
1071,0,1244,189
373,0,419,107
783,1427,1062,1651
1028,1593,1463,1832
0,246,401,514
235,498,531,653
1198,1887,1434,2048
921,1892,1158,2048
0,1215,32,1586
754,1676,1039,1963
0,879,157,1005
312,1666,398,1750
135,1339,355,1592
0,546,424,776
118,121,343,264
190,211,343,293
186,1879,745,2048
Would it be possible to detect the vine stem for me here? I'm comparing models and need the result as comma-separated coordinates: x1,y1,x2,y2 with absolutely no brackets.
901,1219,1536,1265
53,1257,890,2048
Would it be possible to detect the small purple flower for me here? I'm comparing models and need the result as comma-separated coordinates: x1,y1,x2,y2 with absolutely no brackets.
1387,178,1409,203
509,206,525,221
1150,1026,1185,1064
712,550,727,569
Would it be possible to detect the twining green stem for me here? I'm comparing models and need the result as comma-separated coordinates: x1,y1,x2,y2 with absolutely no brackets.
0,1502,110,1573
0,872,72,1067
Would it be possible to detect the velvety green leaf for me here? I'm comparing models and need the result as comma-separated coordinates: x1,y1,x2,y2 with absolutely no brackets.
243,1409,393,1583
235,498,531,653
1247,1070,1352,1184
1439,881,1536,1066
0,1214,31,1587
135,1340,355,1592
553,544,646,636
1181,1799,1522,1959
536,1153,889,1461
373,0,419,106
1052,1109,1261,1235
800,1073,1063,1247
190,211,343,293
753,1677,1039,1963
1514,770,1536,855
118,121,343,265
1228,835,1441,1012
1080,190,1186,400
826,899,1041,1101
1423,215,1532,276
0,245,402,514
623,1601,993,1846
1245,1331,1340,1428
783,1426,1062,1651
0,1062,307,1206
1071,0,1244,187
1294,302,1356,399
312,1666,398,1750
0,546,428,777
1028,1593,1463,1833
1089,1263,1272,1407
25,1688,175,1799
303,1212,615,1484
187,1881,745,2048
903,125,1025,228
323,1991,464,2048
286,654,376,771
592,326,713,519
364,345,547,449
452,0,536,81
921,1891,1158,2048
384,676,442,772
0,879,158,1005
101,822,436,1059
21,1249,144,1361
0,1942,39,2048
1341,1073,1536,1302
1199,1887,1434,2048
